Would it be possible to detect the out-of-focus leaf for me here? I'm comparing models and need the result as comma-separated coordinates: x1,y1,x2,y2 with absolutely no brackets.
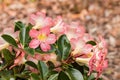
31,73,40,80
25,47,34,55
2,49,14,63
58,71,69,80
48,73,58,80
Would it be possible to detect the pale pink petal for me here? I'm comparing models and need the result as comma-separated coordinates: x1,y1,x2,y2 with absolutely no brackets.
40,43,51,52
29,39,40,49
98,35,107,48
34,54,43,61
42,54,51,61
41,27,50,35
29,14,37,25
103,60,108,68
46,34,56,44
29,29,39,38
10,51,26,69
83,44,93,54
43,17,54,27
27,55,38,64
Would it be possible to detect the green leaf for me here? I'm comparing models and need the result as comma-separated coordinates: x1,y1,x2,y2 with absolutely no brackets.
19,25,31,47
58,71,70,80
65,68,84,80
0,70,14,80
48,73,58,80
14,70,30,79
25,61,37,69
2,49,14,63
37,61,49,80
14,21,25,32
88,74,95,80
31,73,40,80
57,34,71,60
86,41,96,46
47,61,55,70
19,27,26,46
25,47,34,55
1,34,18,47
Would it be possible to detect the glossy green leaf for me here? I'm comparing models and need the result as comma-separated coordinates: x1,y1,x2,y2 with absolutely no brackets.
25,61,37,69
58,71,70,80
19,27,26,47
19,25,31,47
48,73,58,80
1,34,18,47
86,41,96,46
37,61,49,80
57,34,71,60
65,68,84,80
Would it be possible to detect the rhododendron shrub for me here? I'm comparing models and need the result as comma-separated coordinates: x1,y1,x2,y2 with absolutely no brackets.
0,12,108,80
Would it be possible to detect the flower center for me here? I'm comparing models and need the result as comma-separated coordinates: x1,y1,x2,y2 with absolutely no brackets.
37,34,47,41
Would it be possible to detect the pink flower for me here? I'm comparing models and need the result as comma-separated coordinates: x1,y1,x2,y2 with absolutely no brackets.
50,16,66,35
71,38,94,65
72,36,108,79
29,12,54,29
71,36,93,56
29,27,56,52
88,36,108,79
65,22,86,40
10,51,26,69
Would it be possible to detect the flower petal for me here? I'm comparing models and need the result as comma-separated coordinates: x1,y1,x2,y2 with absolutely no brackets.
46,34,56,44
29,39,40,49
41,27,50,35
29,29,39,38
40,43,51,52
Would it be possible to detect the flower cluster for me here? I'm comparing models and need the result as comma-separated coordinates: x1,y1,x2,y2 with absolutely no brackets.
0,12,108,80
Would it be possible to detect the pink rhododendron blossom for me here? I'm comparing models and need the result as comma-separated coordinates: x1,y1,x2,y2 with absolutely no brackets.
65,22,86,40
71,36,93,56
88,36,108,79
29,12,54,29
29,27,56,52
72,35,108,79
71,37,94,65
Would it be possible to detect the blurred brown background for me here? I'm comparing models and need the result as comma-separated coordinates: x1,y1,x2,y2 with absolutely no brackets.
0,0,120,80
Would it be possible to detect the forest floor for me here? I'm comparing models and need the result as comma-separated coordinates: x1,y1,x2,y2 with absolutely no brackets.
0,0,120,80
